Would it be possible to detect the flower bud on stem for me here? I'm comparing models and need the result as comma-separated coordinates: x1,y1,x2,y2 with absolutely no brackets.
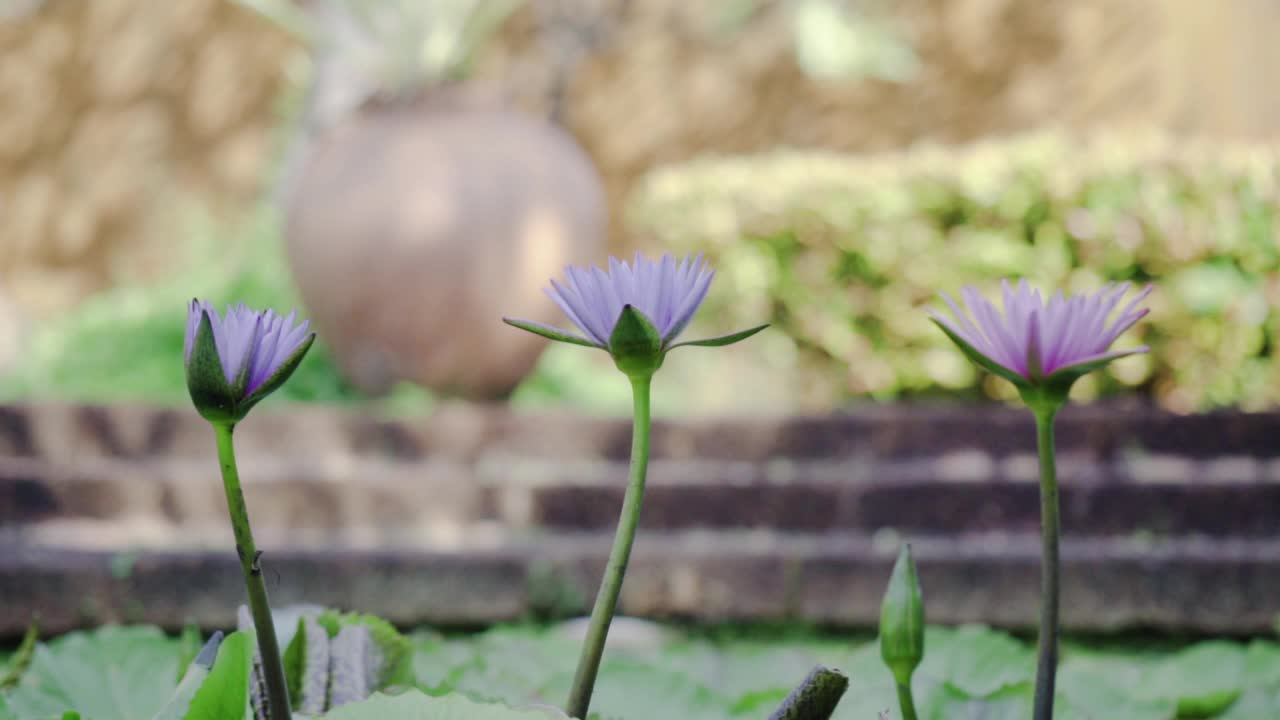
880,544,924,720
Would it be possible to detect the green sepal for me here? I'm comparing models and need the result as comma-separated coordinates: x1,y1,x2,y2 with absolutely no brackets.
1017,382,1071,419
185,309,240,424
668,323,769,350
931,319,1031,391
608,305,664,379
879,543,925,687
502,318,601,348
1039,350,1144,402
237,333,315,418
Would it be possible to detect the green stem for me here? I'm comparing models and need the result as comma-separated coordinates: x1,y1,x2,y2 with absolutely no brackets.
214,422,292,720
895,680,919,720
1032,408,1060,720
565,374,653,720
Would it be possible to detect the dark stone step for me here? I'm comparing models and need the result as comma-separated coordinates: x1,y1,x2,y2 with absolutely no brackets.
2,533,1275,637
3,402,1280,465
533,475,1280,537
5,455,1278,537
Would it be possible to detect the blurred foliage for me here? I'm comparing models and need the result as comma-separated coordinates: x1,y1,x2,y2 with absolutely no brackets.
0,210,372,407
15,128,1280,414
628,129,1280,412
789,0,919,82
0,208,647,415
233,0,522,85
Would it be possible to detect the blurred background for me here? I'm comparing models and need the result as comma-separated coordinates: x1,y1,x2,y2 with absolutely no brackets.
1,0,1278,416
4,5,1280,716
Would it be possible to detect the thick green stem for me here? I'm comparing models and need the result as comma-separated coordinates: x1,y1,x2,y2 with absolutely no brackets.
768,665,849,720
895,681,919,720
1032,408,1060,720
214,423,292,720
565,374,652,719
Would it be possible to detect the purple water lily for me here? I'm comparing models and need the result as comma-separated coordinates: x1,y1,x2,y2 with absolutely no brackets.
185,301,313,396
526,253,715,347
186,301,314,718
504,253,766,375
929,278,1152,720
933,279,1153,718
929,280,1151,385
185,300,315,423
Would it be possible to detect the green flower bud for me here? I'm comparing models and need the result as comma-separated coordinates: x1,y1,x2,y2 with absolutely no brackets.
880,543,925,687
608,305,665,379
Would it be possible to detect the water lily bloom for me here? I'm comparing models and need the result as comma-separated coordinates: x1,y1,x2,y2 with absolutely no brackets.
185,299,315,720
929,280,1151,399
504,252,767,378
930,279,1151,720
505,253,766,719
184,300,315,424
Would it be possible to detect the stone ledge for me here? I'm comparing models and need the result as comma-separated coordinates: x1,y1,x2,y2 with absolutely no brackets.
2,533,1276,636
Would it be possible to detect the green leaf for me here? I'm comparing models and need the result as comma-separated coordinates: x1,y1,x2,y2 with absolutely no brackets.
282,618,307,709
183,631,253,720
1219,688,1280,720
925,682,1031,720
0,695,15,720
502,319,601,349
540,655,728,720
1139,641,1245,716
918,625,1033,698
4,626,181,720
315,611,414,690
1056,658,1176,720
668,324,769,350
1243,641,1280,690
320,691,567,719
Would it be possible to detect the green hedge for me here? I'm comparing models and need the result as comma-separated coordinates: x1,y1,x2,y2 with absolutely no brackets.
628,130,1280,411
